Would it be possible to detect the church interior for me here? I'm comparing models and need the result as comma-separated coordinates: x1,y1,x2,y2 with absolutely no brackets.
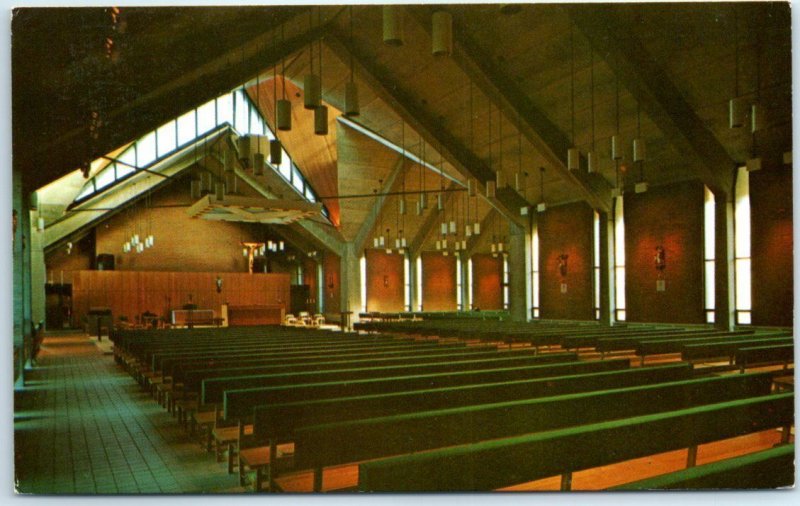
10,3,795,494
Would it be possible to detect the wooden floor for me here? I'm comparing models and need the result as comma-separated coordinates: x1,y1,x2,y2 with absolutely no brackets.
12,331,794,495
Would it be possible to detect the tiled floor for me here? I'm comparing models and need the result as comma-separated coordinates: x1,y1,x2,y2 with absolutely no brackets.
14,331,245,495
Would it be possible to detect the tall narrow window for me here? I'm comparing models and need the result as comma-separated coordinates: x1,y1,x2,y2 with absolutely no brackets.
614,196,626,321
593,210,601,320
704,185,716,323
359,254,367,313
456,254,463,311
467,257,474,310
531,220,540,318
403,255,411,312
415,256,423,311
734,167,752,324
502,255,510,310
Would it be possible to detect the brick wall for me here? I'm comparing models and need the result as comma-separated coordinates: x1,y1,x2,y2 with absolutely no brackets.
421,252,457,311
624,181,704,323
471,253,502,310
750,166,793,326
538,202,594,320
365,249,404,312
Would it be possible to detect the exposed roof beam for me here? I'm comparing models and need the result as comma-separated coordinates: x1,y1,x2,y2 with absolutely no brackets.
337,116,464,187
410,7,612,213
567,5,735,195
21,7,334,192
409,181,459,257
324,34,527,228
353,154,406,252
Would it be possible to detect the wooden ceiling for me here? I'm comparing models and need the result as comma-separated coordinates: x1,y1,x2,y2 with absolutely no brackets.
13,3,792,256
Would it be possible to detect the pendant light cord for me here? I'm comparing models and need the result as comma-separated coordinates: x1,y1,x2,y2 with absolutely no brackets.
281,25,287,100
570,23,575,145
590,48,595,152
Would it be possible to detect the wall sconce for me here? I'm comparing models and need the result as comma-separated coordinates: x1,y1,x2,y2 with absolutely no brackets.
655,246,666,274
383,275,389,288
215,275,223,293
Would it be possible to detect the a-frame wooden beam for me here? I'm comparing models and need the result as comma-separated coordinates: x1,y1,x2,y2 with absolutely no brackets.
324,34,528,229
409,7,612,214
353,154,406,252
567,5,735,195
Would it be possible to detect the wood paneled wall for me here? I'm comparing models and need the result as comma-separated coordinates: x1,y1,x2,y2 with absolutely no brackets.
421,252,457,312
71,270,290,325
322,252,341,316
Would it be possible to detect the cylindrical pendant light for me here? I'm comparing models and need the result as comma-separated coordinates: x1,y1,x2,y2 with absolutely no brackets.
474,222,481,235
253,152,265,176
587,151,598,174
270,139,282,165
420,193,428,209
496,170,506,189
466,224,472,237
567,148,580,171
277,99,292,131
399,197,406,215
437,193,444,210
440,222,448,235
237,136,251,167
611,135,623,160
486,180,496,199
431,10,452,57
449,220,456,234
314,105,329,135
467,179,476,197
345,81,360,117
383,6,404,46
304,74,321,110
416,201,423,216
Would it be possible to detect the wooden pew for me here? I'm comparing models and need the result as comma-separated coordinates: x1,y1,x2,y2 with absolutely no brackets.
736,344,795,373
682,337,793,365
223,358,629,424
235,363,689,491
595,329,755,355
294,373,776,491
612,444,794,490
201,352,579,405
171,345,499,423
637,333,791,365
357,393,793,491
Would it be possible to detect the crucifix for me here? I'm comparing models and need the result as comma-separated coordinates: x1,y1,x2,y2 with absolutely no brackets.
241,242,265,274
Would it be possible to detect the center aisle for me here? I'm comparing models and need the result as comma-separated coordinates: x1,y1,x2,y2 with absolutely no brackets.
14,332,245,494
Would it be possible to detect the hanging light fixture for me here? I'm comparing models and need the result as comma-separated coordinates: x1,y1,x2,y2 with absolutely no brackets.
496,106,507,189
399,123,407,214
345,6,360,117
567,24,580,172
611,77,623,198
383,5,404,46
486,101,496,198
277,25,292,131
747,22,763,172
431,10,452,57
536,167,547,213
633,102,648,193
729,9,745,129
314,9,328,136
587,46,598,174
304,12,321,110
